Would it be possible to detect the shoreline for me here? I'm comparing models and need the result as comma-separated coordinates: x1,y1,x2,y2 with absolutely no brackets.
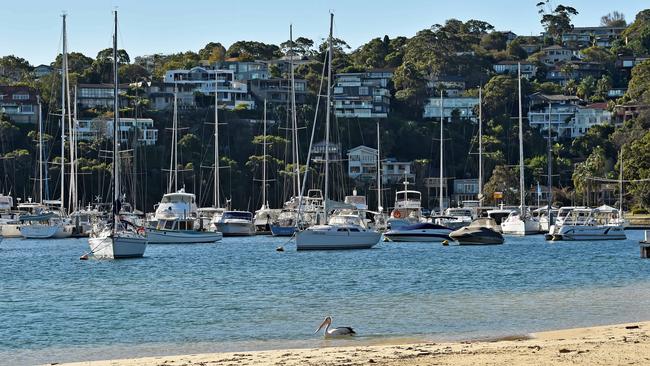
58,321,650,366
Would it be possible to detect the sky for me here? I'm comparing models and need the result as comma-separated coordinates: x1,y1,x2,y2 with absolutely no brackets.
2,1,647,66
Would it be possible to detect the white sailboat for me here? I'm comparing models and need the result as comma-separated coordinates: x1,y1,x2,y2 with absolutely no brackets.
295,13,381,250
20,16,74,240
500,63,540,235
253,100,280,234
147,84,222,244
88,11,147,259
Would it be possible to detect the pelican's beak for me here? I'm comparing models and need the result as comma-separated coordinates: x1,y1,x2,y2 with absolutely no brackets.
314,318,328,334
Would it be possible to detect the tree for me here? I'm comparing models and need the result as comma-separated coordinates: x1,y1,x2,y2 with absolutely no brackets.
480,32,509,51
226,41,281,60
601,11,626,27
53,52,93,74
620,10,650,55
536,1,579,40
119,64,150,83
198,42,226,63
483,165,518,204
0,55,33,82
595,75,612,101
576,75,596,100
626,60,650,103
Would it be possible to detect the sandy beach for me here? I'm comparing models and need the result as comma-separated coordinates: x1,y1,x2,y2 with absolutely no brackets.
58,321,650,366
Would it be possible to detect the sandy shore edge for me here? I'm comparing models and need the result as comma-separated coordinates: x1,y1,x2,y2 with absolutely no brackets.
57,321,650,366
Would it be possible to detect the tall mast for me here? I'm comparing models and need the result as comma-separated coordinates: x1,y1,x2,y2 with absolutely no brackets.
376,121,382,212
169,84,179,193
214,74,221,208
323,12,333,222
37,96,43,203
478,86,483,201
60,13,67,212
518,63,525,210
439,90,444,213
619,149,624,218
112,10,120,232
262,99,267,208
69,84,78,212
547,101,553,220
290,24,302,201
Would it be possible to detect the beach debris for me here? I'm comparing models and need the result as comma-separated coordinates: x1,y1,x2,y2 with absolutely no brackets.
625,325,640,330
558,348,575,353
368,359,376,363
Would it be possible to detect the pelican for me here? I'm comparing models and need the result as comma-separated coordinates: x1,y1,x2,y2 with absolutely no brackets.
314,316,356,337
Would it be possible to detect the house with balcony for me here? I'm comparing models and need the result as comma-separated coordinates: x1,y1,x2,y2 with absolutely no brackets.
248,78,308,105
0,85,38,124
310,140,341,163
521,43,542,55
546,61,606,86
163,67,254,109
423,96,479,121
382,159,414,185
76,117,158,145
540,45,573,66
333,69,392,118
492,61,538,79
527,93,582,138
424,177,449,209
427,75,466,97
216,60,270,81
561,26,626,49
452,178,479,204
77,83,130,110
347,145,378,182
569,103,612,138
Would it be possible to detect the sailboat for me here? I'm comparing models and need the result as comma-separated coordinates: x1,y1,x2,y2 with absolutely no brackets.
500,63,541,235
146,84,222,244
88,11,147,259
295,13,381,250
20,15,74,240
253,100,280,234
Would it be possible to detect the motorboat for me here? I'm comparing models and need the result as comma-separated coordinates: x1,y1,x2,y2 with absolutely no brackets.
211,210,255,236
69,206,103,237
486,205,515,228
0,196,22,238
500,209,541,235
546,206,588,239
550,207,626,241
147,189,222,244
270,209,299,236
470,217,502,233
449,221,504,245
384,222,452,242
388,181,423,229
436,207,474,229
296,213,380,250
19,206,74,239
253,205,280,235
532,205,559,233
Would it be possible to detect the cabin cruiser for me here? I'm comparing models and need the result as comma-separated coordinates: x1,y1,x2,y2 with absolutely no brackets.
0,195,21,238
69,206,103,237
270,209,299,236
211,210,255,236
18,201,74,239
388,181,423,229
550,207,626,241
384,222,453,242
449,220,504,245
486,205,515,228
546,206,588,239
253,204,280,235
532,205,559,232
147,189,222,243
296,213,380,250
435,207,474,229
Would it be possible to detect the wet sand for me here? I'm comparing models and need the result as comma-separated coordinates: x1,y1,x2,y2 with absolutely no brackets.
58,321,650,365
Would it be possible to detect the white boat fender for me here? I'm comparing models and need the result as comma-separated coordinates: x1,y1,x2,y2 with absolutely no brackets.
442,240,449,246
276,246,284,252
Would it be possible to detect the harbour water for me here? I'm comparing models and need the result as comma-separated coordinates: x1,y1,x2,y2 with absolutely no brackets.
2,231,650,365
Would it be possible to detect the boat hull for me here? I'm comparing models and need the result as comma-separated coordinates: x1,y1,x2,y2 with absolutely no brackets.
449,227,504,245
146,228,223,244
88,234,147,259
216,222,255,237
383,232,451,242
270,225,296,237
501,218,540,235
0,224,22,238
554,225,626,241
296,228,380,250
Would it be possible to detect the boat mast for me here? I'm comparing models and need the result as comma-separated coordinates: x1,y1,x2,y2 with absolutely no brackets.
60,13,68,212
478,86,483,202
168,84,179,193
439,90,443,214
262,99,267,208
517,63,525,211
290,24,302,203
376,121,382,212
323,12,333,222
547,101,553,221
214,73,221,208
69,84,78,212
112,10,120,233
619,149,623,218
38,96,43,203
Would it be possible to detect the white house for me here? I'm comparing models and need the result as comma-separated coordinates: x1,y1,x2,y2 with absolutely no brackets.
540,45,573,66
423,97,479,121
492,61,538,79
382,159,414,184
347,145,378,181
76,117,158,145
163,67,254,109
570,103,612,138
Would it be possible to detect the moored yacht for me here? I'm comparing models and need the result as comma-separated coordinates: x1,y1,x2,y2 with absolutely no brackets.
211,210,255,237
384,222,452,242
388,181,423,229
551,207,626,241
436,207,474,229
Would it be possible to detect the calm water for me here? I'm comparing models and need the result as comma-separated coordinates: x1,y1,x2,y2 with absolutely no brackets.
2,231,650,365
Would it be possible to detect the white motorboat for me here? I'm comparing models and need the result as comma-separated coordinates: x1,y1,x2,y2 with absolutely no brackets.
436,208,474,229
0,196,22,238
384,222,452,242
19,208,74,239
500,210,541,235
546,206,588,239
253,205,280,234
148,189,222,243
87,11,147,260
551,207,626,241
449,221,504,245
296,214,380,250
387,181,423,229
211,210,255,236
